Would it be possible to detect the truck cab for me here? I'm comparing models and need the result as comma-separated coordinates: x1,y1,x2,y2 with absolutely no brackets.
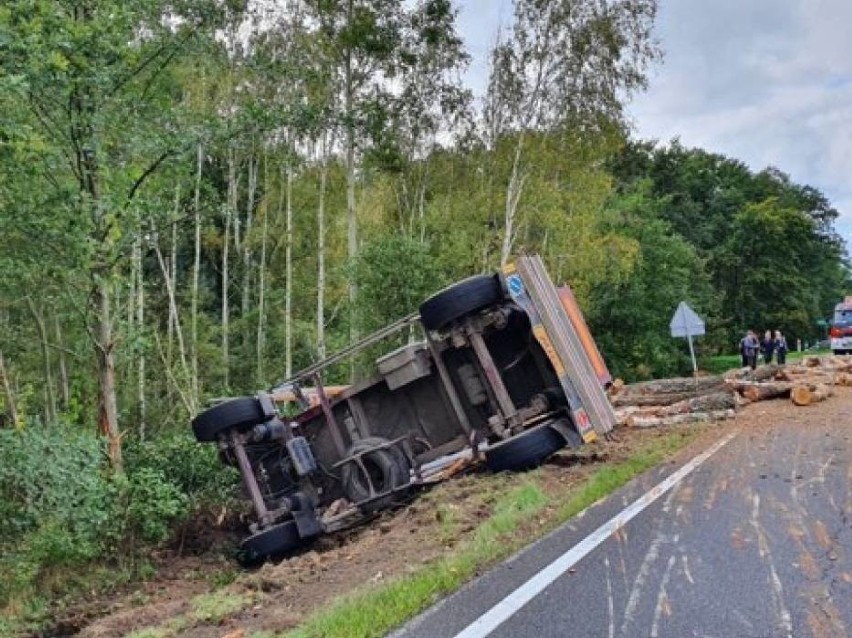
830,296,852,355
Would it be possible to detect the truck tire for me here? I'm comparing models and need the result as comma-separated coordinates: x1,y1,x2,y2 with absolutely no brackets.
238,520,308,566
485,424,566,473
192,397,267,442
419,274,503,331
342,438,410,513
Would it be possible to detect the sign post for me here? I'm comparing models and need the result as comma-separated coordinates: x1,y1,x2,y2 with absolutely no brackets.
670,302,705,375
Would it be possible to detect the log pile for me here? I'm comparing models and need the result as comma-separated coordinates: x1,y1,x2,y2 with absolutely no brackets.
724,356,851,408
609,355,852,428
610,374,736,428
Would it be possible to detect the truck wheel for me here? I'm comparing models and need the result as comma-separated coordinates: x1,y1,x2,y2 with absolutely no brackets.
237,520,309,567
485,425,566,473
419,274,503,331
342,439,410,513
192,397,267,442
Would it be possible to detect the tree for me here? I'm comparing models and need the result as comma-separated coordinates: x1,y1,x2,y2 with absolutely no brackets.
0,0,235,468
483,0,661,265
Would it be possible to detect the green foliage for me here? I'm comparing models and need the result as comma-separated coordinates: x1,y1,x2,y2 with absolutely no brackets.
353,234,448,332
0,427,196,615
587,183,718,380
124,432,239,504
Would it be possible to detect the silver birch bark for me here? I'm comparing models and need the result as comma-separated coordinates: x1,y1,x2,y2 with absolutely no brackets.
191,143,203,405
223,147,236,391
256,151,270,385
53,313,69,412
317,145,328,361
26,296,55,424
284,161,294,378
133,234,146,437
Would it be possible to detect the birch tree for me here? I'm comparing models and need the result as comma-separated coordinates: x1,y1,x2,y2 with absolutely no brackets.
483,0,661,265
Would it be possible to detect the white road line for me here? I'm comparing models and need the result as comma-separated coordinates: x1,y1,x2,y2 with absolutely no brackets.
452,431,738,638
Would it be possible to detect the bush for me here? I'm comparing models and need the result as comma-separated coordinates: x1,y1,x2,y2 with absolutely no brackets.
0,426,208,612
124,431,239,504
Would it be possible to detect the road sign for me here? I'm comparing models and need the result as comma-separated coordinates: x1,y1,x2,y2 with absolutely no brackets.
670,302,705,374
670,302,705,337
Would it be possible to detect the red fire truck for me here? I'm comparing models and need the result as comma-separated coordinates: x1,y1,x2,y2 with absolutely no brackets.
830,296,852,355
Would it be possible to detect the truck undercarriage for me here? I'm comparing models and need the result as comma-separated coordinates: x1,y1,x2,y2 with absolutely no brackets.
191,255,615,565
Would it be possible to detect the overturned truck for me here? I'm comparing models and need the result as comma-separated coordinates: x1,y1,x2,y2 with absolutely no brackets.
191,255,616,564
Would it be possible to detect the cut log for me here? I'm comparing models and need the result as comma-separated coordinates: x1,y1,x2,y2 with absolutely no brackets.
621,375,725,396
791,383,832,406
611,391,717,408
742,383,792,402
724,364,781,383
836,373,852,387
607,378,625,396
655,392,737,417
626,409,735,428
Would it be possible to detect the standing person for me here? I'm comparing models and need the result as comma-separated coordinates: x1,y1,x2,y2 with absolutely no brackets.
761,330,775,365
775,330,788,365
744,330,760,370
738,333,749,367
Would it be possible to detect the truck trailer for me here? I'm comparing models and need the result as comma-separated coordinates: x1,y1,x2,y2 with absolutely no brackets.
191,255,616,565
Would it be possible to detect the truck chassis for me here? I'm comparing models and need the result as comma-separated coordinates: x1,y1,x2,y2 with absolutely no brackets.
191,256,614,565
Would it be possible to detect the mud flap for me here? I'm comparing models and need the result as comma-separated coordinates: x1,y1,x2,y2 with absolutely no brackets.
548,417,584,448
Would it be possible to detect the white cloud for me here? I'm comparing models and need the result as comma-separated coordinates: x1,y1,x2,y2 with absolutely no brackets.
627,0,852,250
456,0,852,250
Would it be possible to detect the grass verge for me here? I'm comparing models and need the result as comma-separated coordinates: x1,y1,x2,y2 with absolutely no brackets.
286,429,701,638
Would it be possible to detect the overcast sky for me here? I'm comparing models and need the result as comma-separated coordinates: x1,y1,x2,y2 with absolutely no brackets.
457,0,852,251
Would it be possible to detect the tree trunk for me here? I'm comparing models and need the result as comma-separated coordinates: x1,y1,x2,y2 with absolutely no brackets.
655,392,737,417
285,162,294,378
317,156,327,362
619,375,726,397
26,297,55,424
256,151,270,386
0,351,18,428
191,143,203,406
345,0,358,377
242,151,257,350
501,138,526,267
166,188,180,376
154,236,192,414
627,409,735,428
741,382,791,401
93,277,122,471
610,390,717,408
791,383,832,406
53,312,69,412
134,235,146,438
223,148,235,391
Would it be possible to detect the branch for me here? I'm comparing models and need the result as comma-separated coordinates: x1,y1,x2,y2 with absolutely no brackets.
126,150,173,202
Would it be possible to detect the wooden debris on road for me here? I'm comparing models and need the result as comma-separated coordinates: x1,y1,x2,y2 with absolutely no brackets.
790,383,832,406
611,355,850,427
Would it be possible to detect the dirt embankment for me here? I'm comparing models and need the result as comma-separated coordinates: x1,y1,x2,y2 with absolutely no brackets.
52,387,852,638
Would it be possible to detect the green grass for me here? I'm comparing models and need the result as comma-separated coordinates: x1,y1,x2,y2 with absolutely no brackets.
191,590,254,623
700,348,831,374
285,429,699,638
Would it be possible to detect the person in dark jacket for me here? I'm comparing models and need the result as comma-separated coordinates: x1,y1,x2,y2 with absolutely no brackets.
738,335,749,367
743,330,760,370
761,330,775,365
774,330,788,365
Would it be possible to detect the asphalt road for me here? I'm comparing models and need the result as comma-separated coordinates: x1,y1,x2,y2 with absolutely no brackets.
390,394,852,638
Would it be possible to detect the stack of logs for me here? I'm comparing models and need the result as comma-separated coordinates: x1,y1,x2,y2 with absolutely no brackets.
609,356,852,428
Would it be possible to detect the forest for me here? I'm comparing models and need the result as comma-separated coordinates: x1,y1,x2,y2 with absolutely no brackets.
0,0,848,627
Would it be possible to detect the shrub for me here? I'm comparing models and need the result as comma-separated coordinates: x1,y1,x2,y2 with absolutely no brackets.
124,431,239,504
